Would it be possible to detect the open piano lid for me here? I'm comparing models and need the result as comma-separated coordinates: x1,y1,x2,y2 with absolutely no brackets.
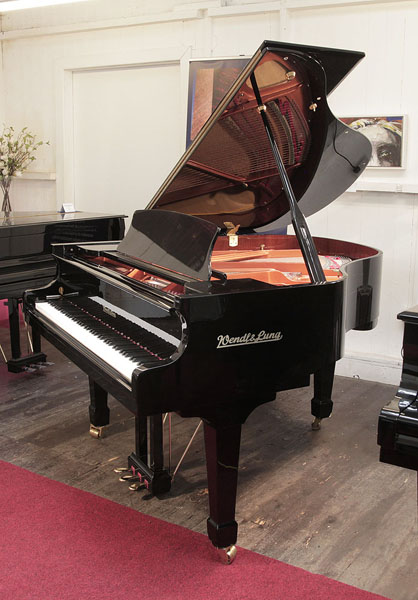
147,40,371,230
118,40,371,282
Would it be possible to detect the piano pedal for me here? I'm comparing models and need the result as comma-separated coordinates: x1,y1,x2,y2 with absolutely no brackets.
311,417,322,431
89,424,106,438
24,361,52,372
113,467,130,474
128,481,144,492
118,473,139,482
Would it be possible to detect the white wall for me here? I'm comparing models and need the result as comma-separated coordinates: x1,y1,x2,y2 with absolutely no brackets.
1,0,418,384
72,62,183,221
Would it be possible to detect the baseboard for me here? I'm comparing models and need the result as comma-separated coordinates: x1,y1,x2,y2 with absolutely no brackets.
336,353,402,386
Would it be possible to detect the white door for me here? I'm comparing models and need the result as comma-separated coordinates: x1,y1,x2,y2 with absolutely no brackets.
72,63,183,223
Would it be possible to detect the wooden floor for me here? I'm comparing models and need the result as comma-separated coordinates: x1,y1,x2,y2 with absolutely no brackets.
0,324,416,600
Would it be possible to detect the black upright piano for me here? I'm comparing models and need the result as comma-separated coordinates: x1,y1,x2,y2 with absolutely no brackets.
0,211,124,372
24,41,382,562
378,307,418,472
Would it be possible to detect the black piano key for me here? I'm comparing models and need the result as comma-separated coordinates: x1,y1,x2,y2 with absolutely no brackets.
47,296,178,365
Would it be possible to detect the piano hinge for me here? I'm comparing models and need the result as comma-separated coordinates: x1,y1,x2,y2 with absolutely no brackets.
224,221,240,247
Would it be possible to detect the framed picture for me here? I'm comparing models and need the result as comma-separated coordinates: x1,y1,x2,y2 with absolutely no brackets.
340,115,405,168
186,57,250,148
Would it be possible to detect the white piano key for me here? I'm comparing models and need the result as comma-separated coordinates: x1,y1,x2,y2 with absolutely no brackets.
36,301,143,382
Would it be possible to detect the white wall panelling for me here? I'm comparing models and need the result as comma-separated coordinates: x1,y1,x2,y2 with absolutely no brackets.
55,46,191,219
2,0,418,383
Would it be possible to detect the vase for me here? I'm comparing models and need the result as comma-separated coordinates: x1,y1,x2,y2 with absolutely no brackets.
1,179,12,214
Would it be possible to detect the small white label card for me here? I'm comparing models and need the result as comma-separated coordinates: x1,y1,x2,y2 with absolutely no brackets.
60,203,76,213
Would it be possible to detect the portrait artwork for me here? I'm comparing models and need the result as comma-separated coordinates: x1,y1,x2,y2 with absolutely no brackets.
340,116,405,168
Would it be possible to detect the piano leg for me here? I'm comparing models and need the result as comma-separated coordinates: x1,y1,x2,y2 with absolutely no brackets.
88,378,110,438
128,415,172,496
204,420,241,562
137,414,148,464
311,363,335,430
32,323,42,354
6,298,47,373
8,298,21,360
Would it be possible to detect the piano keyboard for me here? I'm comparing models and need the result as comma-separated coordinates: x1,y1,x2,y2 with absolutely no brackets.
35,295,180,382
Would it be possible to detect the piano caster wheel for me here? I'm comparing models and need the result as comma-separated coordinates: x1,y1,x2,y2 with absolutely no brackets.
311,417,322,431
89,424,105,439
217,545,237,565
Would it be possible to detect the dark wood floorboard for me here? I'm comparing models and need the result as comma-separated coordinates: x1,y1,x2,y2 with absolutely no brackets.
0,326,416,600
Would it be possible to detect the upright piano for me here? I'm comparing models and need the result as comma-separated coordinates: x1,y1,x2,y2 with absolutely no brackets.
378,307,418,472
1,211,124,372
24,41,382,562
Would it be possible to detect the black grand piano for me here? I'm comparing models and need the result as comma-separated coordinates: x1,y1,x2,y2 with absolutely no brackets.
1,211,124,372
24,41,382,562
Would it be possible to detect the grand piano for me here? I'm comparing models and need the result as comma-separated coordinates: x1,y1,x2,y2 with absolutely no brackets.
24,40,382,562
1,211,124,372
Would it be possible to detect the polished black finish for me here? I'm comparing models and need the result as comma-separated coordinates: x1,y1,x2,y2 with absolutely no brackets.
23,41,381,552
88,377,110,428
25,231,381,548
117,210,219,281
250,71,325,283
204,422,241,548
128,414,171,495
378,307,418,471
148,40,371,231
1,211,124,371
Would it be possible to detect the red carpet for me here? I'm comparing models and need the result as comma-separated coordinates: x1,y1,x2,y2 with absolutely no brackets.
0,461,390,600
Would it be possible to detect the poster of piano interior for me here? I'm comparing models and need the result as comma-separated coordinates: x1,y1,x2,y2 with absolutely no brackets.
340,116,405,168
186,58,249,148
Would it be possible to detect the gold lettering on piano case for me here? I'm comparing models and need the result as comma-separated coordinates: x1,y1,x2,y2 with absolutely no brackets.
217,330,283,349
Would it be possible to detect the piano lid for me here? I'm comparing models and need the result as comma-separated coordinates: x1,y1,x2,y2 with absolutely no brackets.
147,40,372,231
0,211,126,230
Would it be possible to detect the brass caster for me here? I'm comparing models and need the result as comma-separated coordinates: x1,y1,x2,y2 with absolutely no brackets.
218,545,237,565
113,467,130,474
89,424,105,439
312,417,322,431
